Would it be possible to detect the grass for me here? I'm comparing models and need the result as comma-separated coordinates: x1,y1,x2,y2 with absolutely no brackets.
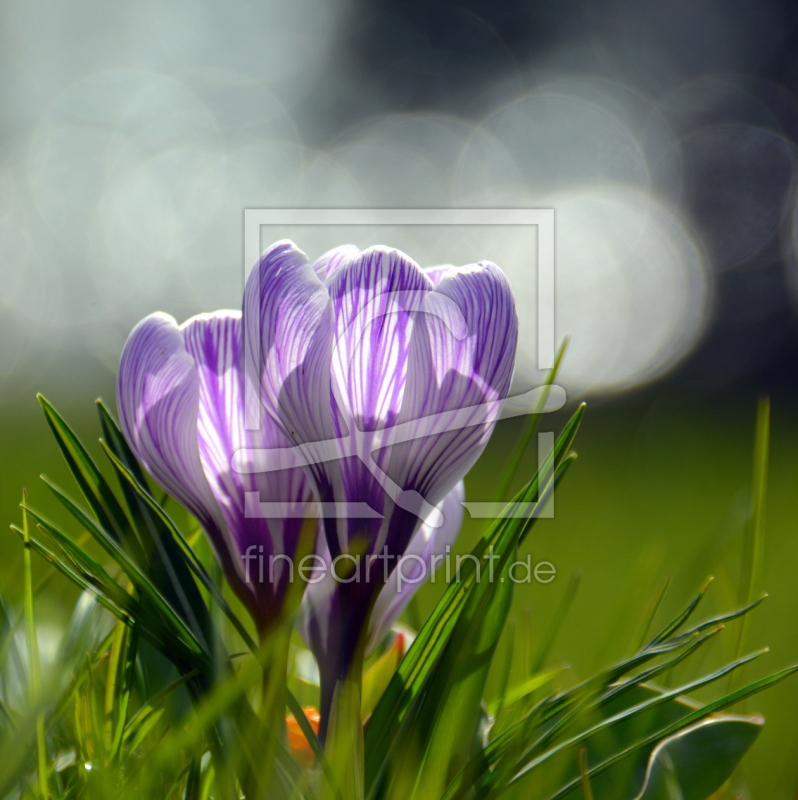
1,381,797,797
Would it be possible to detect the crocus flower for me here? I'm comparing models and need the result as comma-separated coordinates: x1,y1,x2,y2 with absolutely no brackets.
244,240,517,722
117,309,313,632
299,480,464,701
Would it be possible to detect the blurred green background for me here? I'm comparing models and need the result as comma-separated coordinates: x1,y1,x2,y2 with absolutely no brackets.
3,376,797,796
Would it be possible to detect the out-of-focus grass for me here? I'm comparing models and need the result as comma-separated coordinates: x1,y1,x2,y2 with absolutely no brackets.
447,391,798,799
2,386,798,796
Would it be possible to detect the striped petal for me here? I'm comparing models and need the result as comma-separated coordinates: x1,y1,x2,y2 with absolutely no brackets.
366,480,464,653
243,240,336,484
118,308,315,629
181,311,314,623
117,312,224,538
297,481,464,668
327,246,433,436
323,246,435,554
387,261,518,506
296,531,337,676
424,264,457,286
312,244,360,279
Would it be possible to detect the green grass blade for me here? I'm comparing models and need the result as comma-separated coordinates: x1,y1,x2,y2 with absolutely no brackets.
497,338,569,501
123,669,200,745
38,394,133,547
647,577,713,647
99,441,256,654
733,396,770,691
633,576,671,653
411,552,516,797
22,494,49,799
739,396,770,612
534,663,798,800
20,517,205,669
532,570,581,674
510,649,769,787
286,689,335,791
441,625,728,800
97,438,214,648
669,595,766,645
409,456,577,795
29,491,210,661
598,627,723,710
365,406,584,789
10,523,132,622
96,398,150,488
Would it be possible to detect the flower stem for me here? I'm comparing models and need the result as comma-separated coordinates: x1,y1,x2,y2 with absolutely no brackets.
322,638,366,800
259,624,290,725
240,623,291,798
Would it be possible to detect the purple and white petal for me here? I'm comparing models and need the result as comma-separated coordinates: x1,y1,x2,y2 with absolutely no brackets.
180,312,246,547
118,239,519,736
326,246,433,437
312,244,360,280
324,247,436,550
119,306,317,629
387,261,518,507
117,312,224,537
297,530,337,665
366,480,465,653
243,240,336,462
424,264,458,287
180,311,314,616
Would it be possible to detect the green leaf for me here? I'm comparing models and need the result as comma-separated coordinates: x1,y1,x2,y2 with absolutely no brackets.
532,570,581,674
362,634,406,720
732,396,770,691
633,715,763,800
412,561,516,797
16,517,203,669
535,664,798,800
439,589,764,800
488,669,562,718
122,631,301,799
497,337,570,501
96,399,150,489
406,453,577,797
647,577,713,647
285,688,333,790
123,669,200,748
510,651,767,789
10,523,131,623
21,496,49,800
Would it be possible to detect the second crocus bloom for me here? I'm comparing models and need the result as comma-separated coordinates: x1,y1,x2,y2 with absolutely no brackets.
117,310,313,632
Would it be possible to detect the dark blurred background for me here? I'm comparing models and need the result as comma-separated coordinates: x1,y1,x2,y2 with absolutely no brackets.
3,0,798,795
